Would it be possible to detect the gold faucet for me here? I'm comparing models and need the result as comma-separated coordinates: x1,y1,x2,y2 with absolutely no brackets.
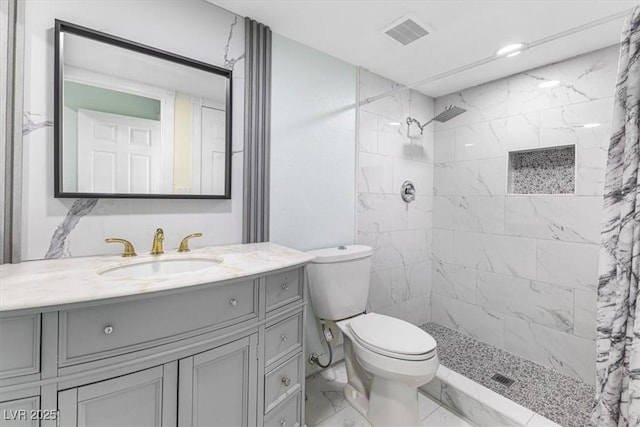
151,228,165,255
105,238,137,257
178,233,203,252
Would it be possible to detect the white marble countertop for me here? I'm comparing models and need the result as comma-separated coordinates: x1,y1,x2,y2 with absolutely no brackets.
0,242,315,313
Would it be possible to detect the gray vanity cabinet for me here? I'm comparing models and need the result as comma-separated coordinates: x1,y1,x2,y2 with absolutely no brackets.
57,363,177,427
0,265,307,427
178,335,258,427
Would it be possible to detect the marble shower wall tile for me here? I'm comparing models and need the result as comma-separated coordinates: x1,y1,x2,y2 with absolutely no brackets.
506,46,618,115
430,46,616,384
476,271,573,332
359,69,410,121
536,240,599,291
432,261,477,304
539,115,612,150
405,294,431,326
434,129,456,162
432,294,504,348
434,196,505,234
504,196,602,243
504,317,596,383
432,228,454,263
434,158,505,196
538,97,614,131
358,230,430,271
392,158,433,196
358,193,409,233
574,290,597,340
367,268,393,312
435,79,510,130
357,68,434,324
576,146,608,195
455,113,540,161
452,231,537,279
358,152,394,194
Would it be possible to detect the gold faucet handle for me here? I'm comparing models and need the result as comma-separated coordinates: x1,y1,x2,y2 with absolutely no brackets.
151,228,165,255
105,238,137,257
178,233,203,253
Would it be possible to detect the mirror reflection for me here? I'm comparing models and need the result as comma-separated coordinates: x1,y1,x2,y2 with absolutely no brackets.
56,21,231,198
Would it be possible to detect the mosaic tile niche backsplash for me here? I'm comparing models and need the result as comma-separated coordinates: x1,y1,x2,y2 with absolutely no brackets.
509,146,576,194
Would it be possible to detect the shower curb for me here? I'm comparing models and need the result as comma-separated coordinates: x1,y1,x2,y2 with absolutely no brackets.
421,365,562,427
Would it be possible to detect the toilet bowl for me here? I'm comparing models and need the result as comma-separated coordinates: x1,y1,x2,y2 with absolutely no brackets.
306,245,439,427
336,313,438,426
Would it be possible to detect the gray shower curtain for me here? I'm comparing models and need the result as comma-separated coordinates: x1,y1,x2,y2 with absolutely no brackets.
593,7,640,427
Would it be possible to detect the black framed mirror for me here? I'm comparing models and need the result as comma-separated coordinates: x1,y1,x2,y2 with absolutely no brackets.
54,20,232,199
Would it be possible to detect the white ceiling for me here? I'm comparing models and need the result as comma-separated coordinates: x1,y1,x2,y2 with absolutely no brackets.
209,0,636,97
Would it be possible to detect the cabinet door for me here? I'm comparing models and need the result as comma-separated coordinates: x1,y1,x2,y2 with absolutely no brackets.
58,363,177,427
179,335,258,427
0,396,39,427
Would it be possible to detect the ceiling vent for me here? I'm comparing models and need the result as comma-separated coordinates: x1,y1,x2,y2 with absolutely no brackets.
383,17,429,46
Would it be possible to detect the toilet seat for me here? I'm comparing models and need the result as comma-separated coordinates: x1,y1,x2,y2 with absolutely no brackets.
344,313,437,361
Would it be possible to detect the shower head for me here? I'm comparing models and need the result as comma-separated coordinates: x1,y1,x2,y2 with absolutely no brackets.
406,105,467,134
433,105,467,123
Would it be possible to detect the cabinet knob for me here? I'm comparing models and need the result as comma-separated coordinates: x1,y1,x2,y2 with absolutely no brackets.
229,298,238,307
280,420,286,427
281,281,289,290
281,376,291,387
281,334,288,342
104,325,114,335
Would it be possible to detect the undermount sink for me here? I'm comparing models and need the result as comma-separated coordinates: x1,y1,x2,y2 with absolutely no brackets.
99,257,223,279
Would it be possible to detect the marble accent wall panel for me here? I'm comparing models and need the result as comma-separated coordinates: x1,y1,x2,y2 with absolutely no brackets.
21,0,245,260
357,69,434,326
509,146,575,194
432,45,617,384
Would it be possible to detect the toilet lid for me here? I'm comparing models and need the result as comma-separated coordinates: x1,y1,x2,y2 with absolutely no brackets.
348,313,437,358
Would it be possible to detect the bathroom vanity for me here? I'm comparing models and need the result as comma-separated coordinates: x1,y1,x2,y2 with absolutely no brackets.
0,243,313,427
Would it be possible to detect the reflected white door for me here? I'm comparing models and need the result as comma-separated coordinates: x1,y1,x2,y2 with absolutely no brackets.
77,109,162,194
200,107,226,194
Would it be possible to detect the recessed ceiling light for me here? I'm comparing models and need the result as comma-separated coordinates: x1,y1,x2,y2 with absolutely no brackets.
583,123,601,128
538,80,560,88
389,122,401,126
496,43,527,57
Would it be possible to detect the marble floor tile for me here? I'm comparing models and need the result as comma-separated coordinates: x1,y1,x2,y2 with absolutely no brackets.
419,392,441,420
305,364,351,426
421,406,475,427
315,406,372,427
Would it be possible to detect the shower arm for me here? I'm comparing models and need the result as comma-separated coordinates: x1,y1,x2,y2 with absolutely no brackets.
406,117,435,135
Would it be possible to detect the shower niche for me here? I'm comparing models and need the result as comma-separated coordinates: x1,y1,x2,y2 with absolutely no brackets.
507,145,576,194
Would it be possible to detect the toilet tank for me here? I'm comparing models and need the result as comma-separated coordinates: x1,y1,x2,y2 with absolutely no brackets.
306,245,373,321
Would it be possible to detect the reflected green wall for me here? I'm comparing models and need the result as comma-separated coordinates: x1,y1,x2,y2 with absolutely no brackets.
64,81,161,120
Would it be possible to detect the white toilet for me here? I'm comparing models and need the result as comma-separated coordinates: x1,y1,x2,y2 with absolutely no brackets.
306,245,439,427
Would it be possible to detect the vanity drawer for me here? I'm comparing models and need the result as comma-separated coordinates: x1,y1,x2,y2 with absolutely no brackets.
265,313,302,366
0,314,40,379
59,279,257,365
264,353,302,413
264,392,301,427
265,269,302,312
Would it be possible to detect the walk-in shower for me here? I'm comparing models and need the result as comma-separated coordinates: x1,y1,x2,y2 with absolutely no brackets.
406,105,467,134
